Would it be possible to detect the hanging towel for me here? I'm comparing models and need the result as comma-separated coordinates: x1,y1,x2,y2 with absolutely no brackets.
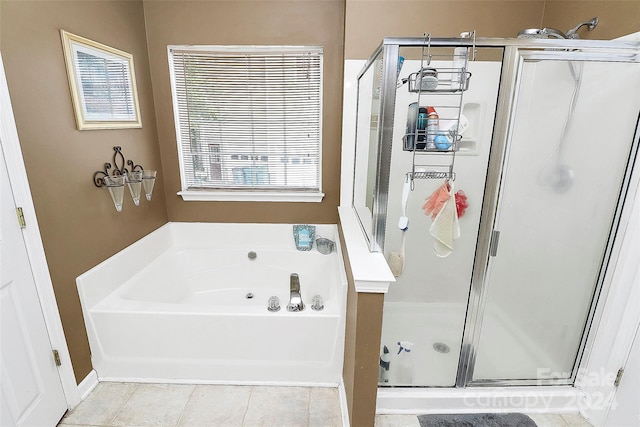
429,181,460,257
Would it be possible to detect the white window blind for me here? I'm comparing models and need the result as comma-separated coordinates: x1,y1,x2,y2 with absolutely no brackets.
169,46,323,197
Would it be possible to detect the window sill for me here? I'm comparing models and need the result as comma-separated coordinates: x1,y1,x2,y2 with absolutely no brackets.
177,190,325,203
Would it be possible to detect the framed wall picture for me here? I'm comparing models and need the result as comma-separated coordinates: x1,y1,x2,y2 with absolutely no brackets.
60,30,141,130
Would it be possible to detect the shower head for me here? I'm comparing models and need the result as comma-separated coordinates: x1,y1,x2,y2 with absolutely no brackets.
517,17,599,40
517,28,568,39
565,17,599,39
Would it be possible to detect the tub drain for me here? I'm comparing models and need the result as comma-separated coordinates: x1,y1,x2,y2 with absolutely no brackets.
433,342,450,353
246,292,254,299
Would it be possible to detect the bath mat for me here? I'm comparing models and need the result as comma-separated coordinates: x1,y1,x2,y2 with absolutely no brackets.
417,413,536,427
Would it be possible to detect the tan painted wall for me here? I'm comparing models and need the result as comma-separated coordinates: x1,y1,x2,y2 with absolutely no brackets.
143,0,345,224
344,1,546,59
1,0,168,382
543,1,640,40
344,0,640,60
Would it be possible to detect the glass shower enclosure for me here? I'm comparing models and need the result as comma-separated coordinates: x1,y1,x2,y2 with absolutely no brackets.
352,36,640,388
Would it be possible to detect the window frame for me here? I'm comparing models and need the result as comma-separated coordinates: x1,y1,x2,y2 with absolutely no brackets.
167,44,324,202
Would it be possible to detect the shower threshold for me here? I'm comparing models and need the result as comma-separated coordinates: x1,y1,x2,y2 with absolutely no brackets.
376,385,584,415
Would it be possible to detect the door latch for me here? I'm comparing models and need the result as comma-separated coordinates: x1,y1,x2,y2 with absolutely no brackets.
489,230,500,257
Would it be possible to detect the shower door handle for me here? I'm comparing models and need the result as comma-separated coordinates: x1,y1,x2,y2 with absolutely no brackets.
489,230,500,257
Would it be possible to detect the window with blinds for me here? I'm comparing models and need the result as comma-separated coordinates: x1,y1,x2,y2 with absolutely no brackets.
168,46,323,200
72,44,137,122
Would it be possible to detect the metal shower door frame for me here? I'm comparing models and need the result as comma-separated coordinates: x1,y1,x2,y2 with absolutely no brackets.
456,44,640,388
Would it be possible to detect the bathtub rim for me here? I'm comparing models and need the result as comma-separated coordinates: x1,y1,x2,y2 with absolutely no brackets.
77,222,346,307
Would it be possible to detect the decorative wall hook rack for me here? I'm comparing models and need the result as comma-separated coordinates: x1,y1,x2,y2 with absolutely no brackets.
93,146,157,212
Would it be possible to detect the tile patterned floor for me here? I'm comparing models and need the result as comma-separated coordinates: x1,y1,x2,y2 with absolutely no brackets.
58,383,343,427
59,382,593,427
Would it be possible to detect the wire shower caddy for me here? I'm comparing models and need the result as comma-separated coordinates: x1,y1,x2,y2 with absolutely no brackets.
402,32,476,189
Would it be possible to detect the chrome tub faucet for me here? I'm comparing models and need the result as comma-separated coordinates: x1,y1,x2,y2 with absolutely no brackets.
287,273,304,312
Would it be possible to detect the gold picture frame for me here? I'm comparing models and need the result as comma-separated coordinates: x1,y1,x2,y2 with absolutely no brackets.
60,30,141,130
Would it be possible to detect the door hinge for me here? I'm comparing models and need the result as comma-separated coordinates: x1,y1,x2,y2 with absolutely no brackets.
16,207,26,228
52,349,62,367
614,368,624,387
489,230,500,257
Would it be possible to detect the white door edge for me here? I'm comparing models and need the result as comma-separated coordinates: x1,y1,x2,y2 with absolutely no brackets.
0,52,81,409
577,148,640,425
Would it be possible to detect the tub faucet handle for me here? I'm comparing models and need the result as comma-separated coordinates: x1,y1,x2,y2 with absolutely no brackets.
311,295,324,311
267,296,281,312
287,273,304,312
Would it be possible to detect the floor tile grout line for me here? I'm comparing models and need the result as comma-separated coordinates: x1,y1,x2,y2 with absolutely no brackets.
241,385,253,426
306,387,311,427
174,384,198,427
108,382,139,426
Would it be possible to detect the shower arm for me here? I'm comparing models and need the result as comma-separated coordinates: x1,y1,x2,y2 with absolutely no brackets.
566,17,599,39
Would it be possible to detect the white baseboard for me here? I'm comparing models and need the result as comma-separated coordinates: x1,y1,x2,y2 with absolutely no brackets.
77,370,99,401
96,376,339,388
338,379,350,427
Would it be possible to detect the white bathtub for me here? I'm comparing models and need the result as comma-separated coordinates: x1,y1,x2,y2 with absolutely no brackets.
77,222,347,385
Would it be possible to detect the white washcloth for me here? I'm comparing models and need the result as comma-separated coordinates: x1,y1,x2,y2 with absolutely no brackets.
429,182,460,257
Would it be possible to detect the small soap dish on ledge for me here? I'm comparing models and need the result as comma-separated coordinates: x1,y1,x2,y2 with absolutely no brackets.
293,225,316,251
315,237,335,255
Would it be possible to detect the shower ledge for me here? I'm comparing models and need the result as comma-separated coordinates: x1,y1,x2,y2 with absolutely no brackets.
338,205,395,293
